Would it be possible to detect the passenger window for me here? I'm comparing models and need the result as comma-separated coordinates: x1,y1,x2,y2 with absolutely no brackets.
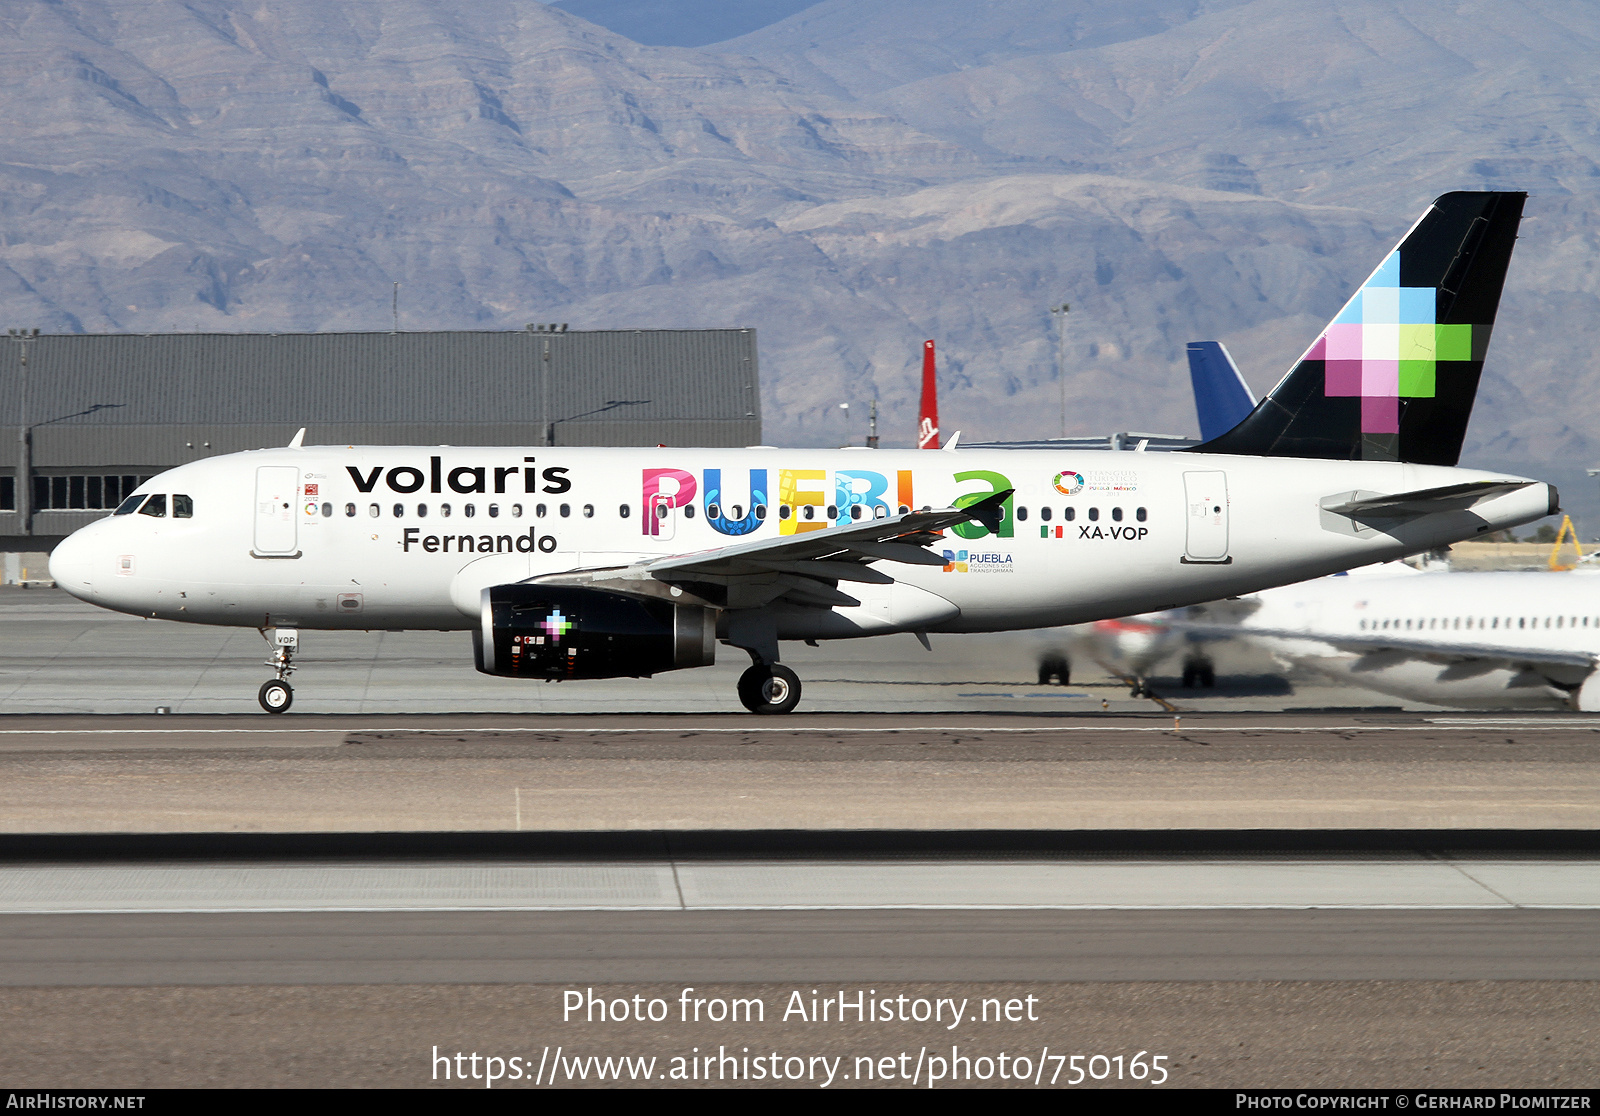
511,504,523,518
560,503,571,518
779,505,792,520
417,504,428,517
345,503,356,518
897,505,909,515
488,504,500,518
851,505,864,520
619,504,631,519
369,504,380,518
583,504,595,518
440,503,452,518
1016,506,1028,522
173,494,193,518
113,495,144,515
464,504,475,518
826,505,837,520
1136,507,1147,522
392,503,403,517
321,502,332,518
802,505,815,520
536,503,547,518
1088,507,1099,522
1065,507,1075,522
1112,507,1123,522
138,494,167,518
683,504,695,519
1041,507,1052,522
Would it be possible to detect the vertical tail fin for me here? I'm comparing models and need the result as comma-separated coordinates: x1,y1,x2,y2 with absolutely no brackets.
1186,341,1257,441
1195,191,1526,464
917,339,941,449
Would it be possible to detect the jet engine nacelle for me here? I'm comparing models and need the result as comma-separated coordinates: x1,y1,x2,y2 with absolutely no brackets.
474,584,716,680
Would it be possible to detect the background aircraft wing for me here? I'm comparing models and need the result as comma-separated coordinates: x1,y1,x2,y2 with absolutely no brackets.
1173,618,1596,673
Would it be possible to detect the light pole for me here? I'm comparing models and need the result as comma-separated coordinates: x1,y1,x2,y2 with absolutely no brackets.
8,329,38,535
1050,303,1070,438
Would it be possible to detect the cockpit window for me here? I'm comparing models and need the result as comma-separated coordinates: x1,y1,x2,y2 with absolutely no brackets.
113,495,145,516
172,494,193,519
138,493,167,518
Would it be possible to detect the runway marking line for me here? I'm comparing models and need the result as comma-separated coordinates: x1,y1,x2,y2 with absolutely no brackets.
6,902,1600,914
1,722,1600,736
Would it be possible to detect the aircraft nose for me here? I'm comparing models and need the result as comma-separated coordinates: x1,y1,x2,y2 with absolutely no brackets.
48,529,97,600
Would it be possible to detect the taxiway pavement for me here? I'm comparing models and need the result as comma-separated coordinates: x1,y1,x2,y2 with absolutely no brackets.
0,712,1596,831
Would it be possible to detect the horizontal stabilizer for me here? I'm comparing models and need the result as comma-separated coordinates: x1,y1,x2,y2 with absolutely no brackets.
1320,479,1535,519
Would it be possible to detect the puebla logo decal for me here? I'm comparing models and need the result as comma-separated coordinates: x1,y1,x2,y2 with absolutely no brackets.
1053,471,1084,496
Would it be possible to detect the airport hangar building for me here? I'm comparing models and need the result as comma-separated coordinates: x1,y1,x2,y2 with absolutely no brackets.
0,327,761,557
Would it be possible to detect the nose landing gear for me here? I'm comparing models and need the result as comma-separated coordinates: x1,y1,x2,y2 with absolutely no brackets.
258,627,299,713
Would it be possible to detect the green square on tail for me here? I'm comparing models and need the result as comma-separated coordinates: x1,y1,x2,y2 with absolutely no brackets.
1399,360,1436,397
1436,324,1472,361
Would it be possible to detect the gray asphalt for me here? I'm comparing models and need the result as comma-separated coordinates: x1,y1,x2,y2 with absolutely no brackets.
6,908,1600,985
1,710,1598,831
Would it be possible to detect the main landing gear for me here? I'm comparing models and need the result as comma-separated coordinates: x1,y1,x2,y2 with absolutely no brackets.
258,627,298,713
1037,654,1072,686
737,662,802,715
1181,656,1216,689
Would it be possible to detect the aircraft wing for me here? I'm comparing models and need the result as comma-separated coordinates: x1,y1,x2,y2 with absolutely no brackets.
1175,619,1596,671
530,490,1010,611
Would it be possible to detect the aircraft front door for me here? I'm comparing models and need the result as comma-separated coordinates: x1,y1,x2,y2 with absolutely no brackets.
1183,470,1230,563
253,466,300,556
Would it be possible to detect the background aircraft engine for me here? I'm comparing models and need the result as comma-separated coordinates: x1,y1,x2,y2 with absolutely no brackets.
473,585,716,680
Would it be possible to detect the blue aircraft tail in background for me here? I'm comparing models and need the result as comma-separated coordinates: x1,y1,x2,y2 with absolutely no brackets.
1186,340,1256,442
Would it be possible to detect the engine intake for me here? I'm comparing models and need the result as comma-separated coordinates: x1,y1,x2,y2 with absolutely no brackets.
474,584,716,680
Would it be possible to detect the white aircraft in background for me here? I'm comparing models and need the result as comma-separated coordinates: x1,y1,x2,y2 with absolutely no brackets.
48,192,1554,714
1179,562,1600,710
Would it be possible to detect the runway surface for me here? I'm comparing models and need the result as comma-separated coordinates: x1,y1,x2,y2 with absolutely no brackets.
0,586,1393,716
1,711,1598,830
4,907,1600,985
1,853,1597,913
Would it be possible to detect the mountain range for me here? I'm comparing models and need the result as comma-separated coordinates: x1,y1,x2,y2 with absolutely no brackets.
3,0,1598,522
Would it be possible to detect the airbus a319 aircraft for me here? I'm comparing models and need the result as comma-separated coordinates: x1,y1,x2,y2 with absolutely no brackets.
48,191,1555,714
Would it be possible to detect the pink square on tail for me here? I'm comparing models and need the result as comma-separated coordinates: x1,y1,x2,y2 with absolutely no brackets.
1324,360,1362,396
1304,336,1327,361
1362,359,1399,397
1324,324,1364,360
1362,395,1399,434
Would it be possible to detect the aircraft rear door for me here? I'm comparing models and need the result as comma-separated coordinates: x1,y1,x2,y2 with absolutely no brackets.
253,466,300,556
1182,470,1230,563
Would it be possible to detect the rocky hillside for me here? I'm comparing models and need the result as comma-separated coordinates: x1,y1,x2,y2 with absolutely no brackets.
3,0,1597,515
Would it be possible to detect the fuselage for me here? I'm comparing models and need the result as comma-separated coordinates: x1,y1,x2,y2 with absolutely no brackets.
1228,568,1600,708
48,444,1554,639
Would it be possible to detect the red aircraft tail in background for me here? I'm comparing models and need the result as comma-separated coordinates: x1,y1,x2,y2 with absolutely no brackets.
917,339,940,449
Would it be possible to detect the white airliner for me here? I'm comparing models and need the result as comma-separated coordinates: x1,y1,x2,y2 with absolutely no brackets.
1175,563,1600,711
47,191,1556,714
